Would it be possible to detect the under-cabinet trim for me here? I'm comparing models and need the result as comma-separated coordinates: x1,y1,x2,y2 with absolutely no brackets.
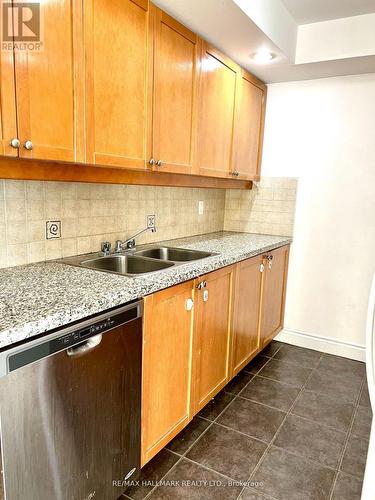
0,156,252,189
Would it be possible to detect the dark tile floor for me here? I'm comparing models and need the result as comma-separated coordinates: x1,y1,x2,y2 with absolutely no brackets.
121,341,372,500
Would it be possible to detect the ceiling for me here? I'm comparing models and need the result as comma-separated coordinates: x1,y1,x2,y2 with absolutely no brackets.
153,0,375,83
282,0,375,24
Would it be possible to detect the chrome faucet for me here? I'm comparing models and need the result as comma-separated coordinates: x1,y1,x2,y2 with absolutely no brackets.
114,226,157,253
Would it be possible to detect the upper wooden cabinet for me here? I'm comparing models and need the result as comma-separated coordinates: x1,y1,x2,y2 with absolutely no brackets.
196,43,238,179
232,70,267,181
192,266,234,412
0,51,17,157
0,0,267,185
260,245,290,347
84,0,152,169
152,8,199,175
141,280,194,466
231,255,263,375
14,0,83,162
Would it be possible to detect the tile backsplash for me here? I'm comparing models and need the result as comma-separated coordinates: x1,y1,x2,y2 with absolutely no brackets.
0,180,225,268
0,177,297,269
224,177,298,236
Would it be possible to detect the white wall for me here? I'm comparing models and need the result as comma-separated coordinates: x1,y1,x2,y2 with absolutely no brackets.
262,73,375,360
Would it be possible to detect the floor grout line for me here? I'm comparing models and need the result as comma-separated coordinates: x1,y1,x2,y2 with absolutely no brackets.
236,385,359,436
328,376,367,500
173,346,286,499
243,356,273,376
235,353,324,500
140,454,186,500
287,410,351,435
269,443,341,474
218,386,358,439
248,371,316,387
127,344,368,500
243,371,311,389
209,420,270,446
181,454,245,482
132,413,225,500
328,472,339,500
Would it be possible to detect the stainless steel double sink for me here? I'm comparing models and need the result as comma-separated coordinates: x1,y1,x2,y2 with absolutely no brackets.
75,246,216,277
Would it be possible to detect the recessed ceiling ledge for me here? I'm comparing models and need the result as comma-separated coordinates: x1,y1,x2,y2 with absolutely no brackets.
296,14,375,64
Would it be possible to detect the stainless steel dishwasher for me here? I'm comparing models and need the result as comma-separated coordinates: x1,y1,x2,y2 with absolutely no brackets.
0,300,143,500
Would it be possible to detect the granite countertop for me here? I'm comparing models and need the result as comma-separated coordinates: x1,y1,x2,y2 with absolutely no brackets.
0,232,291,349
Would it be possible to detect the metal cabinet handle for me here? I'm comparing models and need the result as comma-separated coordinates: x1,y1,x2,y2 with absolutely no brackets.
149,158,155,166
185,298,194,311
156,160,162,167
24,140,33,150
10,138,20,149
66,334,102,357
203,290,209,302
232,170,239,177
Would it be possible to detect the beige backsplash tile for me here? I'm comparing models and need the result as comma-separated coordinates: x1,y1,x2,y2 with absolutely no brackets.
224,177,298,237
27,241,46,264
4,180,25,200
0,177,297,268
0,180,226,268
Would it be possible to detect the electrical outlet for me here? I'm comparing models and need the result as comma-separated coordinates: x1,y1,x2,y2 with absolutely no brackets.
147,214,156,230
198,201,204,215
46,221,62,240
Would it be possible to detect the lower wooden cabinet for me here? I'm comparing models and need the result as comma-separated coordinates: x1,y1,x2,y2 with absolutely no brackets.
141,280,194,466
192,266,234,413
141,245,289,465
231,255,263,376
259,245,290,347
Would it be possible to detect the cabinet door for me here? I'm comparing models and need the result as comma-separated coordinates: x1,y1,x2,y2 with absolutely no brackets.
14,0,84,162
152,8,199,174
85,0,152,169
196,43,238,178
193,266,234,412
231,255,263,375
260,245,290,347
232,70,266,181
142,281,194,465
0,50,18,157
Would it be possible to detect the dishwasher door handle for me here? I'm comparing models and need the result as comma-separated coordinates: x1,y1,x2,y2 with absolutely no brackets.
66,334,103,357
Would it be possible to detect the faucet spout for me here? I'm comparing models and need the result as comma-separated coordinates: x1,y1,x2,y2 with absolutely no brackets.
114,225,156,253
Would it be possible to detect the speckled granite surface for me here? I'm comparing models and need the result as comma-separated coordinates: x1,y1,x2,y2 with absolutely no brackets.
0,232,291,349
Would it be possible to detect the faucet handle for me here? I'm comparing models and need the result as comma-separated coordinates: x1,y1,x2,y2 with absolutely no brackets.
101,241,112,255
126,239,136,249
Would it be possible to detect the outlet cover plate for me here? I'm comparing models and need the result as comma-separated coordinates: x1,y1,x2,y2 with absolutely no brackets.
147,214,156,229
198,201,204,215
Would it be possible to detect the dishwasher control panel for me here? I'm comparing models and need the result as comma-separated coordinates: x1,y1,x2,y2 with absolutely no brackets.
4,302,141,375
59,317,116,348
